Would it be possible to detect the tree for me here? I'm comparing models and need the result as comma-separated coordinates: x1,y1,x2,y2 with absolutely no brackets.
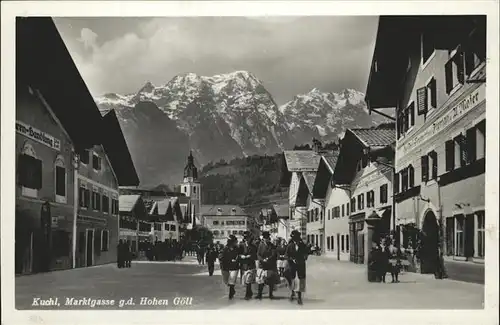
152,184,173,193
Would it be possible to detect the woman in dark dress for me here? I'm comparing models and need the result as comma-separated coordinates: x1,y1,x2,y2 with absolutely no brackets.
285,230,308,305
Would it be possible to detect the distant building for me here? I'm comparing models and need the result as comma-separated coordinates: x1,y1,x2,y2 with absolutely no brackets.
118,195,149,253
201,205,256,244
149,196,190,242
366,16,486,279
180,151,202,228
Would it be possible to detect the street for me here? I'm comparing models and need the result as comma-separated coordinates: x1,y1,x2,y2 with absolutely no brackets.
16,256,484,310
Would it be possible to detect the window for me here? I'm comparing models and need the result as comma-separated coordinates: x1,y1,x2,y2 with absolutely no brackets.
331,236,335,251
445,140,455,171
476,120,486,160
476,211,485,258
92,153,102,171
341,235,345,251
307,211,310,223
102,194,110,213
422,33,435,65
466,127,477,164
320,210,323,221
327,237,331,250
18,146,42,194
232,230,237,235
79,185,90,208
446,217,455,256
193,187,196,194
171,224,177,231
421,155,429,182
357,194,364,210
328,209,331,220
427,78,437,111
220,230,225,236
213,230,220,236
445,51,465,94
212,220,219,225
315,208,319,221
55,156,66,202
342,204,345,217
429,151,438,179
184,186,187,193
315,234,319,245
455,135,467,168
401,168,409,192
111,198,119,215
92,189,101,211
394,173,400,193
80,149,90,165
407,102,415,129
101,230,109,251
346,234,349,251
455,215,465,256
380,184,388,204
350,198,355,213
346,203,350,216
367,191,375,208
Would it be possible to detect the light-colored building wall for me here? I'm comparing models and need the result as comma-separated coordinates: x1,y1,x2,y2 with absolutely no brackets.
324,186,351,261
305,196,324,248
203,215,249,244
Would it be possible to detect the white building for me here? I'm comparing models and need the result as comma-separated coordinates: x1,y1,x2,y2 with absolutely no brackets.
179,151,202,228
201,205,256,244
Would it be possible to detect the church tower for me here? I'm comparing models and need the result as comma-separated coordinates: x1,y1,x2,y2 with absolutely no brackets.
180,151,201,228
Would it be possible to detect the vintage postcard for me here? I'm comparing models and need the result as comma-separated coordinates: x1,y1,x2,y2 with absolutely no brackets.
1,1,498,325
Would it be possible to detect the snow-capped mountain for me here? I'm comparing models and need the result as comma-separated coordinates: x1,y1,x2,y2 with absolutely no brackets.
95,71,388,186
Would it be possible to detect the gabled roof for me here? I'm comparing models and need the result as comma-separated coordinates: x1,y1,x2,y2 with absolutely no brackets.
312,153,339,199
295,176,310,207
119,195,141,213
302,172,317,193
102,110,140,186
283,151,321,171
349,128,395,149
16,17,104,151
322,153,339,174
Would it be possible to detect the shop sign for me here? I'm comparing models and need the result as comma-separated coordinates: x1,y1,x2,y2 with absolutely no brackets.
16,120,61,151
399,84,485,155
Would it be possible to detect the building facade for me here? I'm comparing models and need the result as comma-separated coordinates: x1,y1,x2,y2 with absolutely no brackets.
180,151,202,228
201,205,255,244
333,128,395,265
366,16,486,277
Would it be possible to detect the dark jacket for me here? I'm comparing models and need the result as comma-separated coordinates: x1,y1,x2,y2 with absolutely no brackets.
220,246,239,271
285,240,308,279
238,241,257,270
257,240,277,270
206,247,218,263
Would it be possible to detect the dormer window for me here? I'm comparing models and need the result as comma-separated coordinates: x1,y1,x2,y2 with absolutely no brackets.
92,152,101,171
231,208,236,215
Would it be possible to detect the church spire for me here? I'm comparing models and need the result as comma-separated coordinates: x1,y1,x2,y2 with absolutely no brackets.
184,150,198,180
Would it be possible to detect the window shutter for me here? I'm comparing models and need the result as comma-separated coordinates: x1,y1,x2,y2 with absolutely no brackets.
409,103,415,126
430,151,438,179
34,158,42,189
421,156,429,182
445,140,455,171
466,127,477,163
457,52,465,84
417,86,428,115
430,78,437,108
458,135,468,167
445,60,453,94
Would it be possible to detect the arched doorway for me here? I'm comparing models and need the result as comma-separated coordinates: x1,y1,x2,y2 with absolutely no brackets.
420,211,439,274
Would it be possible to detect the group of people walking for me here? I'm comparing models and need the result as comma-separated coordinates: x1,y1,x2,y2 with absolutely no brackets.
216,230,308,305
117,240,132,268
368,235,406,283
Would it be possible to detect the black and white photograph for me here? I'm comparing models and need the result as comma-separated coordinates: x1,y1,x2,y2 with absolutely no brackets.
1,1,498,325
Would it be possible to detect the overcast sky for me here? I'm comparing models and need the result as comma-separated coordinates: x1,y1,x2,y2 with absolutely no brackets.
54,16,378,105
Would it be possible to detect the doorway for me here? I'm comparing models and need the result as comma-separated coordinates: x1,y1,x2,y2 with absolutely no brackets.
86,229,94,267
420,211,439,274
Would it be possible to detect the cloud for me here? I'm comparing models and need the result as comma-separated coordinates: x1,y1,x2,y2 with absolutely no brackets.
59,17,378,103
77,27,98,51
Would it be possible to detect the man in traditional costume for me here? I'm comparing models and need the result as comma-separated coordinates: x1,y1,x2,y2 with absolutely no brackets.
285,230,308,305
206,244,218,276
256,231,278,300
219,235,240,299
238,231,258,300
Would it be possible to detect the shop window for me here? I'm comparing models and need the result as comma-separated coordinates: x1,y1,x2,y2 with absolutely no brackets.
445,51,465,94
55,156,66,203
422,32,435,65
445,140,455,171
101,230,109,251
92,153,102,171
476,120,486,160
79,149,90,165
446,217,455,256
476,211,485,258
455,215,465,257
102,194,110,214
18,144,42,196
421,155,429,182
380,184,388,204
429,151,438,180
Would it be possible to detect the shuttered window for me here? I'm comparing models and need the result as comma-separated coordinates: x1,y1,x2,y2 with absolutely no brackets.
476,120,486,160
445,51,465,94
417,86,427,115
421,155,429,182
445,140,455,171
427,78,437,109
408,165,415,187
466,127,477,163
430,151,438,180
18,154,42,189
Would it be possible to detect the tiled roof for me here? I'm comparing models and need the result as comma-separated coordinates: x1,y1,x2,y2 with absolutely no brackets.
349,128,395,148
119,195,141,213
322,153,339,173
302,172,317,193
272,204,289,218
283,151,321,171
201,205,246,216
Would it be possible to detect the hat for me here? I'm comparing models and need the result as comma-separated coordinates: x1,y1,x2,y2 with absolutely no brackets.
291,230,301,239
228,235,237,243
262,231,270,239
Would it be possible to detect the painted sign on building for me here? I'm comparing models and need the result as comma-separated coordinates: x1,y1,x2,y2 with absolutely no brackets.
398,84,486,155
16,120,61,151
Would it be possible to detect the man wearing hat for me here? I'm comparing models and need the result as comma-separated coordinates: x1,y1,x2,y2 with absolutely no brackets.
256,231,278,299
219,235,240,299
238,231,258,300
285,230,308,305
